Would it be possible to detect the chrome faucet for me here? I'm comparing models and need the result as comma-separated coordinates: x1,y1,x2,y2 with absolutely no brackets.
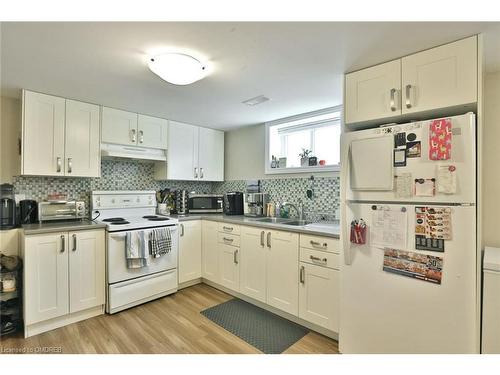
282,202,304,220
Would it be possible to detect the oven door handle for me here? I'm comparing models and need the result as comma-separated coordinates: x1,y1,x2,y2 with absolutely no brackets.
109,226,179,239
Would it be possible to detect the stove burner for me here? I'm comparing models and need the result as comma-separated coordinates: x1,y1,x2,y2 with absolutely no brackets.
148,217,170,221
103,217,126,222
110,221,130,225
143,215,159,219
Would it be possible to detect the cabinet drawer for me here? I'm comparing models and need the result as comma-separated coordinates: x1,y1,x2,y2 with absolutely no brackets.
218,232,240,247
218,223,240,235
300,248,340,270
300,234,340,254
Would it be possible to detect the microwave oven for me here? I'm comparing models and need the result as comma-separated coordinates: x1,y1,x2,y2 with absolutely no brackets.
188,194,223,213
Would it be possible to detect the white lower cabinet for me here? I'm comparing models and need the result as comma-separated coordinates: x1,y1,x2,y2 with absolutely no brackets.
202,221,220,283
23,229,105,336
299,263,339,332
178,220,202,284
219,243,240,291
266,229,299,315
239,227,267,303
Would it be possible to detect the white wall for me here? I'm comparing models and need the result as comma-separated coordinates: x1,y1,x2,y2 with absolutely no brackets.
224,123,337,180
483,71,500,248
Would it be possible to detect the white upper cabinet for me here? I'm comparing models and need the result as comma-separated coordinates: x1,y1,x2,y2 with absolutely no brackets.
101,107,138,146
137,114,168,149
167,121,199,181
344,36,478,126
198,127,224,181
345,60,401,124
401,36,477,114
65,100,101,177
22,91,66,176
158,121,224,181
22,90,100,177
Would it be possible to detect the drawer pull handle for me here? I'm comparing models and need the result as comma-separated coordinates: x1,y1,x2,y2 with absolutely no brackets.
223,237,234,242
310,240,327,248
223,226,233,231
310,255,327,264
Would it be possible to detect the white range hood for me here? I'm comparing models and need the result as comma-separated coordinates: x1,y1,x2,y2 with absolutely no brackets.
101,143,166,161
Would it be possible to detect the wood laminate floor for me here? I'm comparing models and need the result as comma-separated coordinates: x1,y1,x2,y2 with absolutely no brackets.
0,284,339,354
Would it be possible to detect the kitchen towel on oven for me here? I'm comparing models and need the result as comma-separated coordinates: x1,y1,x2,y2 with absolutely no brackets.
125,231,148,268
150,227,172,258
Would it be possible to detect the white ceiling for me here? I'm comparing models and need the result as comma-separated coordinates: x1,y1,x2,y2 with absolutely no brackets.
2,22,500,130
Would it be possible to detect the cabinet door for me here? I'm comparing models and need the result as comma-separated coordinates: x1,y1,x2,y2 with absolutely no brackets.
198,127,224,181
65,100,101,177
69,230,105,313
299,263,339,332
167,121,199,181
137,114,168,149
24,233,69,324
178,220,202,284
266,230,299,315
344,60,401,124
22,90,66,176
219,243,240,292
201,221,219,283
240,226,267,302
402,36,477,114
101,107,138,145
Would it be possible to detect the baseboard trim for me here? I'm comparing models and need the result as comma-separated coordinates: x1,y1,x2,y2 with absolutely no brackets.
178,278,202,290
201,278,339,341
25,305,104,338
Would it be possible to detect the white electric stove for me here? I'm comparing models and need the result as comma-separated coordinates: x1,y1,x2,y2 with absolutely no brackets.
91,190,179,314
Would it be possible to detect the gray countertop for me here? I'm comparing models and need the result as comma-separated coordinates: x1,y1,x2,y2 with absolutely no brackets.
22,220,107,235
170,214,340,238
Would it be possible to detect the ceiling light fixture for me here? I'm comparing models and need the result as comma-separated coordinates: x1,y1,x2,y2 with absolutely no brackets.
242,95,270,106
148,53,208,85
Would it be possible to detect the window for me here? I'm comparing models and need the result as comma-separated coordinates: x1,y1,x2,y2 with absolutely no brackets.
265,106,342,174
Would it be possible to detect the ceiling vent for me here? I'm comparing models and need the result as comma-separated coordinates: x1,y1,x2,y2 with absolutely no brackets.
242,95,270,106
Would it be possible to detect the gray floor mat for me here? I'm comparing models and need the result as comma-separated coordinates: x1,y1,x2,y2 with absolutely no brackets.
201,298,309,354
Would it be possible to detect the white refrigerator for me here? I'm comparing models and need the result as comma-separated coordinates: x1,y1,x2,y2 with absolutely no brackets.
339,112,480,353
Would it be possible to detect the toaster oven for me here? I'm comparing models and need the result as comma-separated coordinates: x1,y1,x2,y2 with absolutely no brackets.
38,201,86,222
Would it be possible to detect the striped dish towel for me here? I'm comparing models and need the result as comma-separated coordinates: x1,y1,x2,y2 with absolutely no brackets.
149,227,172,258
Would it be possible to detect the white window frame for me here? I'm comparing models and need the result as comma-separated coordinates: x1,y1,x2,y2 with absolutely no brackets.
264,106,342,175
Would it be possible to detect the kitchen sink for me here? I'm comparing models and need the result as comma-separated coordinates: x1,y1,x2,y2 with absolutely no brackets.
253,217,292,223
282,220,313,226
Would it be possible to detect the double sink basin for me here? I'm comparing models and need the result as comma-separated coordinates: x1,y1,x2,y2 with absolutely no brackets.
252,217,312,226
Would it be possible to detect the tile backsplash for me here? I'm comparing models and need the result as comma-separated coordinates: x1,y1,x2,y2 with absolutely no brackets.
13,159,340,219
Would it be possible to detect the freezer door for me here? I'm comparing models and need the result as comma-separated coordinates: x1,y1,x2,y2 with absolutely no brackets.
340,203,478,353
343,113,476,204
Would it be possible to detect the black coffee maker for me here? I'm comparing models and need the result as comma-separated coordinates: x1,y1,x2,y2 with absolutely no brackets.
0,184,16,229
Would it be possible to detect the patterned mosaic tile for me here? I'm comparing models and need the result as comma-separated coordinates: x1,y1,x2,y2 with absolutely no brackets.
12,159,340,219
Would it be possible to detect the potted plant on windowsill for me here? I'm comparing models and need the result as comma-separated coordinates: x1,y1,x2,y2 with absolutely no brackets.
299,148,312,167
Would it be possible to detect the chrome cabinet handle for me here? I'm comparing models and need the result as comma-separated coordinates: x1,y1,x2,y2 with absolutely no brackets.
131,128,136,142
56,157,62,173
223,237,234,242
200,168,204,179
310,255,327,264
300,265,305,284
223,226,233,232
267,232,271,248
139,130,144,144
72,234,77,252
234,249,239,264
405,84,412,109
310,240,327,249
60,235,65,253
67,158,72,173
180,224,184,237
390,88,397,112
260,231,265,247
194,167,198,179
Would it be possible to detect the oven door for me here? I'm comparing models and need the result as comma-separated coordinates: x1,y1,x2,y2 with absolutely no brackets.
107,225,178,284
188,195,223,213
